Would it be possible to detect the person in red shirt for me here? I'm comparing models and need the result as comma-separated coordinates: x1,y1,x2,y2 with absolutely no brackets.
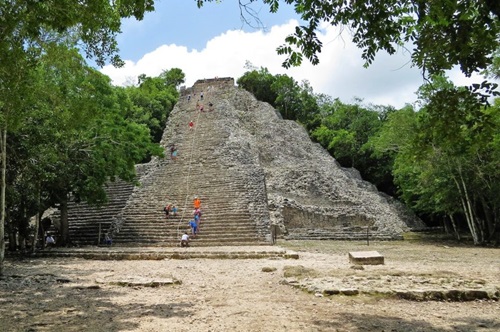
193,196,201,209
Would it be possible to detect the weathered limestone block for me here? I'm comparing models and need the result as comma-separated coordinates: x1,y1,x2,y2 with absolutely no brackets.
349,251,384,265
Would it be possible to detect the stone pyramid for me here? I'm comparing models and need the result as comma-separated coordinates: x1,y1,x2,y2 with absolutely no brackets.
62,77,424,246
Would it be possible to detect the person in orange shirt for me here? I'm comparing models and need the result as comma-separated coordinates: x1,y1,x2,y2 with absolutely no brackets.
193,196,201,209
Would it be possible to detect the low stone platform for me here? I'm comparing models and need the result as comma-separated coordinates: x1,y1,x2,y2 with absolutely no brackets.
283,275,500,302
34,246,299,260
348,251,384,265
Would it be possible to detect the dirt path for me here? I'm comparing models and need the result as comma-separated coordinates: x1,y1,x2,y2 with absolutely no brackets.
0,240,499,331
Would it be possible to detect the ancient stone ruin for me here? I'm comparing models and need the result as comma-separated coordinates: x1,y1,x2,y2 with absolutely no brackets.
59,78,425,246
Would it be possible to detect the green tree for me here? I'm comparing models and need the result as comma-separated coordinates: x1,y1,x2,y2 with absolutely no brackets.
237,67,278,105
0,1,157,273
271,74,302,120
2,43,163,248
368,104,429,205
237,69,320,127
200,1,500,103
159,68,186,88
373,76,500,244
266,0,499,77
199,0,499,76
311,100,386,187
125,69,184,144
483,47,500,80
6,44,162,247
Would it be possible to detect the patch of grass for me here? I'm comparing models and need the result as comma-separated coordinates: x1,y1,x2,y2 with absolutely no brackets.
262,266,277,272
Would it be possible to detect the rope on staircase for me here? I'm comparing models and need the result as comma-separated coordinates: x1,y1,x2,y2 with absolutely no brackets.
175,96,203,242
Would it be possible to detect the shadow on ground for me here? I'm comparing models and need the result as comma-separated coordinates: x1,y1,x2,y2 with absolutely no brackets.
0,272,192,332
312,312,500,332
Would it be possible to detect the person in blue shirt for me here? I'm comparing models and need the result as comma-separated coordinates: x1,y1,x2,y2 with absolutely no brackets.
189,219,198,236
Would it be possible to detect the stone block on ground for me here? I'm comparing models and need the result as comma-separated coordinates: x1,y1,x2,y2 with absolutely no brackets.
348,251,384,265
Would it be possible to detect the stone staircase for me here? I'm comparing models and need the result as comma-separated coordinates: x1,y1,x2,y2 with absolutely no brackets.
52,178,136,246
107,84,271,247
36,246,298,260
44,164,150,246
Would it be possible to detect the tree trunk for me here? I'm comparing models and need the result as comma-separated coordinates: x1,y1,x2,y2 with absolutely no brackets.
19,234,26,251
479,196,495,242
40,220,46,250
19,201,26,251
32,183,41,253
443,216,452,235
0,128,6,275
448,214,461,241
60,197,69,246
8,231,16,251
494,222,500,247
33,212,40,252
453,174,479,245
460,174,484,244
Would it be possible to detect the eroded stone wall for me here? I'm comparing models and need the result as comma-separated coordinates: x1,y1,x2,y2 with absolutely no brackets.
219,86,425,240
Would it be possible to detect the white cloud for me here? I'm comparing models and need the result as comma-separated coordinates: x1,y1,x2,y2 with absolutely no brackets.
101,19,490,109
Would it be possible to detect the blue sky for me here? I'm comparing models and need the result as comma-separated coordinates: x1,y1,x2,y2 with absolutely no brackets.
117,1,300,61
101,0,486,108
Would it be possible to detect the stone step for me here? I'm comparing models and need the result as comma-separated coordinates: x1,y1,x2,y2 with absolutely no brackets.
36,246,298,259
284,233,402,240
109,229,258,237
112,237,268,246
111,227,261,235
113,224,260,233
117,210,251,217
115,220,255,226
112,231,263,240
120,207,256,215
74,231,264,241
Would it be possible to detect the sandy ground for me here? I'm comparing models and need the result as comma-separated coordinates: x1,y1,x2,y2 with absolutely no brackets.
0,240,499,332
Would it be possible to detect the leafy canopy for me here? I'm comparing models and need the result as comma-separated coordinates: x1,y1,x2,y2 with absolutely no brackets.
198,0,500,78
